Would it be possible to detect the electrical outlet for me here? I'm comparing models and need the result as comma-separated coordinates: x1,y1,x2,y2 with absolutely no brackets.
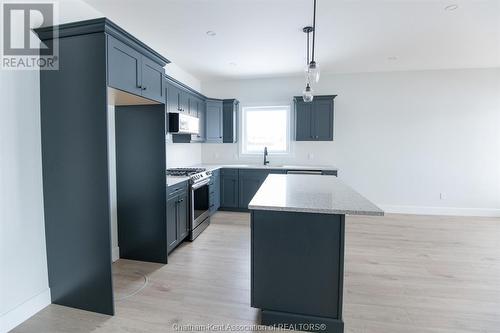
440,192,446,200
214,153,220,159
308,153,314,160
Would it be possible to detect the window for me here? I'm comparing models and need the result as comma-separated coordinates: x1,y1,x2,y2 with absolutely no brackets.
241,106,290,155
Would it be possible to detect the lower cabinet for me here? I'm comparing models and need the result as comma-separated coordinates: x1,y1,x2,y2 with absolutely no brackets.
167,182,189,254
220,168,286,211
220,169,239,209
209,169,220,214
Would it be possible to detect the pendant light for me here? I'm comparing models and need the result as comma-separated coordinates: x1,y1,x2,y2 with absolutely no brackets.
302,26,314,102
302,0,320,102
307,0,320,83
303,83,314,102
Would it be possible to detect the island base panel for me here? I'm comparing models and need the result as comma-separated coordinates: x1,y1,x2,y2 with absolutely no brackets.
251,210,345,333
261,310,344,333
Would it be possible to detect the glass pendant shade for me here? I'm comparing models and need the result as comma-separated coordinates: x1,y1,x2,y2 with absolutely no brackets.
302,83,314,102
307,61,320,83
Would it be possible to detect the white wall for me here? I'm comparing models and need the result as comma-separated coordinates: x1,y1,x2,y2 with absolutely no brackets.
165,63,202,92
166,143,202,168
201,68,500,216
0,70,50,333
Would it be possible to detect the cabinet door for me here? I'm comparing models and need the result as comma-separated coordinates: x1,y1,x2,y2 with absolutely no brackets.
234,101,239,143
177,192,189,240
107,36,142,96
208,172,221,213
195,99,206,142
166,82,179,113
206,100,223,143
166,195,178,253
312,99,334,141
223,100,237,143
213,173,221,211
179,91,189,114
188,96,199,117
221,173,239,208
141,57,164,103
295,100,313,141
239,170,268,209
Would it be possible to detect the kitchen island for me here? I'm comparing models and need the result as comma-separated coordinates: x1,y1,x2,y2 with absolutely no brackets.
248,174,383,333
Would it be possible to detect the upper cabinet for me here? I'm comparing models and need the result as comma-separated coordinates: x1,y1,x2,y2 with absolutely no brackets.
294,95,336,141
163,76,239,145
166,81,181,113
192,98,206,142
223,99,239,143
107,35,165,103
165,77,208,143
206,99,223,143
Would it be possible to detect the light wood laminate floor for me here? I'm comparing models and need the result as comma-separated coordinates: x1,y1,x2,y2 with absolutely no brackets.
12,212,500,333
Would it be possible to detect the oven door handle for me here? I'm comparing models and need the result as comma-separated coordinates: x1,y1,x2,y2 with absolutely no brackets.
191,179,211,190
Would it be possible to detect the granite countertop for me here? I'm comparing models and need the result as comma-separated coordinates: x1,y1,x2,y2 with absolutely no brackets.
167,164,339,187
194,164,338,172
248,174,384,216
167,176,190,187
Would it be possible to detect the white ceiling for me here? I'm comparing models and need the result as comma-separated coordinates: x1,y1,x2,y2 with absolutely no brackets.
83,0,500,81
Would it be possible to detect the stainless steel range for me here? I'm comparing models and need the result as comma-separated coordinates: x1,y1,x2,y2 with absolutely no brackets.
166,168,212,240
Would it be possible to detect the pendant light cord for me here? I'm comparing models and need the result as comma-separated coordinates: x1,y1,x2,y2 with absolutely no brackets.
311,0,316,62
306,31,310,65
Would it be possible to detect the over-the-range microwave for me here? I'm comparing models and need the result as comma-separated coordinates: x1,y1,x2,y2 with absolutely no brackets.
168,112,200,135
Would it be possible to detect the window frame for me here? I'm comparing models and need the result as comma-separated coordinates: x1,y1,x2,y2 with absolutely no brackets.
239,105,292,156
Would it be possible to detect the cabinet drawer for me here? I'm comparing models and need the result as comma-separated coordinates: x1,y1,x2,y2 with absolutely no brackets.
221,168,238,177
168,181,188,197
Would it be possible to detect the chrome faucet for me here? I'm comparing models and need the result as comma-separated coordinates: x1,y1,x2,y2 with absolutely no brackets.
263,147,269,166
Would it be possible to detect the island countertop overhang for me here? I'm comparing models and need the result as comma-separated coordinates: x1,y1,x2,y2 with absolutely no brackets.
248,174,384,216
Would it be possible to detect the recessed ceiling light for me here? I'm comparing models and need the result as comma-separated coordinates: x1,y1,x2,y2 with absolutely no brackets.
387,56,398,61
444,4,458,11
206,30,216,36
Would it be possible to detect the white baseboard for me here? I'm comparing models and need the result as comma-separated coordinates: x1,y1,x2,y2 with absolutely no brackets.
379,204,500,217
0,288,51,333
112,246,120,262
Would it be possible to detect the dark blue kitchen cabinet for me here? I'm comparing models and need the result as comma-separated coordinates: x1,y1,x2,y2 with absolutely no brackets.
141,56,164,102
220,169,239,208
238,169,285,210
194,99,206,142
180,91,189,114
167,181,189,253
166,195,178,253
209,169,220,214
165,80,192,115
188,94,199,116
35,18,170,316
107,36,142,97
189,96,206,142
223,99,239,143
166,81,183,113
177,190,189,240
107,35,165,103
206,99,223,143
294,95,336,141
294,100,313,141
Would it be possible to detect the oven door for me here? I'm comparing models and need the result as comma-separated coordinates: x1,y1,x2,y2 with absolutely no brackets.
191,179,210,230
